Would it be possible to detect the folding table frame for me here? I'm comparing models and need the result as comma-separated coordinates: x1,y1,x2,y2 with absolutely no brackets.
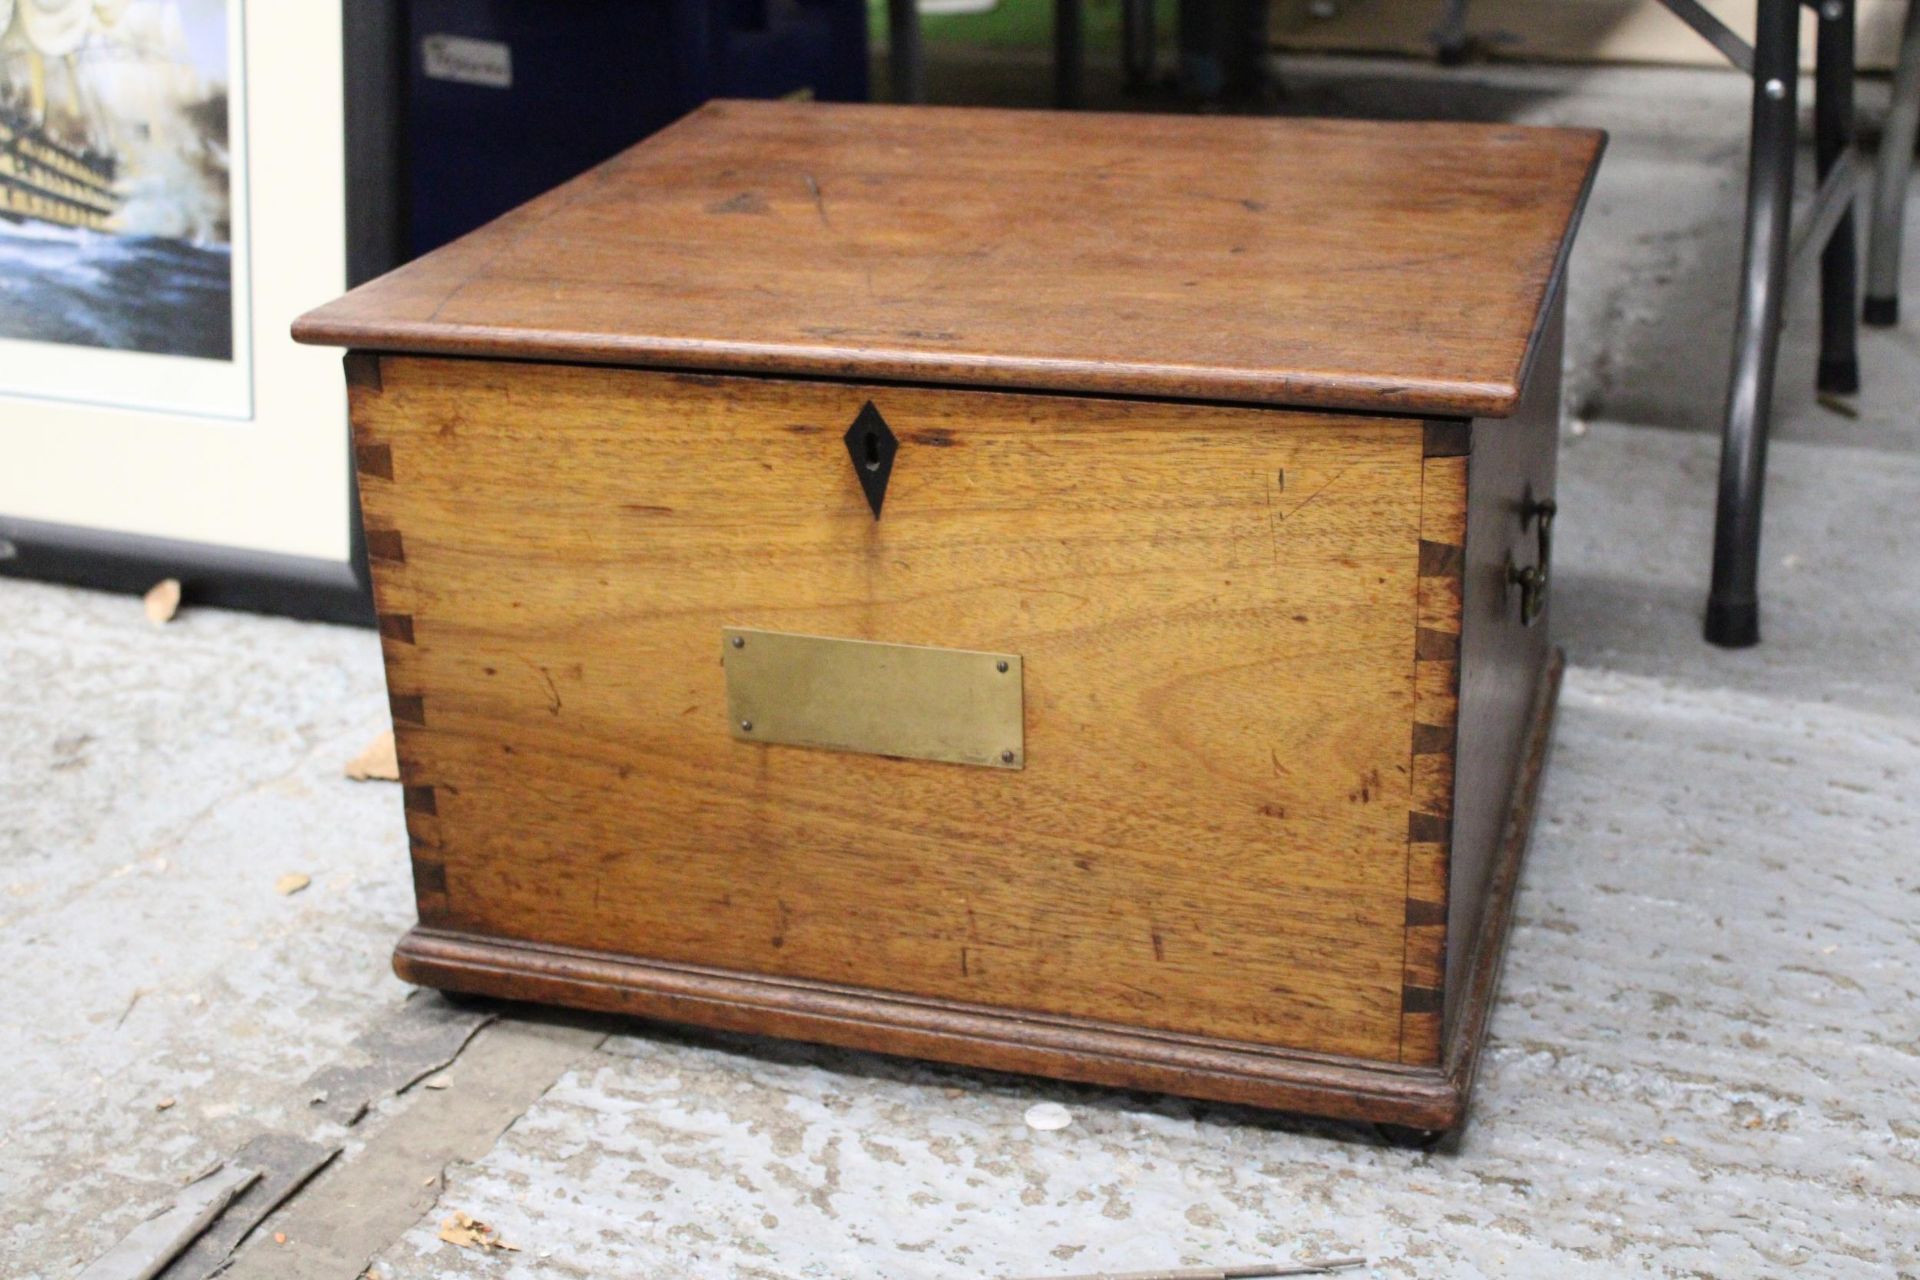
1385,0,1896,647
883,0,1885,649
1866,0,1920,327
1670,0,1863,647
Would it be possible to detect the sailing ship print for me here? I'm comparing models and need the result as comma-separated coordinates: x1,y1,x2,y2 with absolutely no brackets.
0,0,236,360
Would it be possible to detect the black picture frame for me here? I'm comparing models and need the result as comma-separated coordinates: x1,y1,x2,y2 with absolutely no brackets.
0,0,406,628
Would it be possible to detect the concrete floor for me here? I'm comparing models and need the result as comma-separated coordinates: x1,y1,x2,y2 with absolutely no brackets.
4,55,1918,1280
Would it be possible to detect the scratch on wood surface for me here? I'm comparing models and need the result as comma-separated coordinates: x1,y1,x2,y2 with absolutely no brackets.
1264,469,1280,570
1279,467,1350,522
520,659,562,715
706,191,769,216
803,173,831,227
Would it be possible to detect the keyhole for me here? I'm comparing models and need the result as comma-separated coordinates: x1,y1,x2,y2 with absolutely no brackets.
843,402,896,520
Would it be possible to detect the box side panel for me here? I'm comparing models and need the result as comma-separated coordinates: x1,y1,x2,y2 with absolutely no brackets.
352,358,1428,1063
347,353,452,924
1400,422,1469,1065
1445,296,1563,1043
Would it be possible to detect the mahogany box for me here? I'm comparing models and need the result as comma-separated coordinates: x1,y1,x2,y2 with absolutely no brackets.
295,102,1603,1134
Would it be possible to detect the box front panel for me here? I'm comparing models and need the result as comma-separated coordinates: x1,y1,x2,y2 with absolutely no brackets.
354,358,1428,1062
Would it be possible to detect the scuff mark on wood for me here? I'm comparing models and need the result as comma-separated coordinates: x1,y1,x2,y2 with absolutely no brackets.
803,173,831,227
706,191,769,216
519,659,562,715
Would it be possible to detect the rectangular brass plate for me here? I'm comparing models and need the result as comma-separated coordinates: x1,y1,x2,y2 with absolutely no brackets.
722,629,1023,769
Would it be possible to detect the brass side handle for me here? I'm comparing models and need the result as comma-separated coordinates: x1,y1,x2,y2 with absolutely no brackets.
1508,497,1556,626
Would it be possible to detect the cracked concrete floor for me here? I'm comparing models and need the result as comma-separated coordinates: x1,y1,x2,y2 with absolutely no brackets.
4,55,1917,1280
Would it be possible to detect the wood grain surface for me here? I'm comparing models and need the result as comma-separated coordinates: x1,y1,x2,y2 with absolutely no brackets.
297,101,1604,417
389,649,1565,1132
354,356,1434,1062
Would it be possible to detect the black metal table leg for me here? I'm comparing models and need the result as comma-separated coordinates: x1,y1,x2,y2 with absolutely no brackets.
1866,0,1920,325
1434,0,1471,65
1705,0,1800,648
1816,0,1860,393
888,0,925,103
1224,0,1273,103
1122,0,1157,91
1055,0,1085,108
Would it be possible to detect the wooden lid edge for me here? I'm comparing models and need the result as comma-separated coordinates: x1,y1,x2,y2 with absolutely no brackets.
1501,127,1609,419
290,315,1521,418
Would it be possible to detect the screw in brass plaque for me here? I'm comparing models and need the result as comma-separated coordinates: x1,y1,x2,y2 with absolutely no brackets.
843,402,898,519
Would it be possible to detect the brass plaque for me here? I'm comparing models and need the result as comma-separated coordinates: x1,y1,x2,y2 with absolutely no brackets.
722,629,1023,769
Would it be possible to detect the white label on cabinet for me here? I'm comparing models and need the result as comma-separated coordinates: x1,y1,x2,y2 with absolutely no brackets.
421,35,513,90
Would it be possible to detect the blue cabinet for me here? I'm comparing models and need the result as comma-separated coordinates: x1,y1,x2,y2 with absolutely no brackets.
405,0,869,255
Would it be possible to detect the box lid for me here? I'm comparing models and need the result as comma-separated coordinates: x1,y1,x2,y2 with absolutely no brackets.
294,101,1603,417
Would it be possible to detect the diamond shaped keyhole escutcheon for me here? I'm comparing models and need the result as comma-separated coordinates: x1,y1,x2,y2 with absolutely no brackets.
843,402,898,519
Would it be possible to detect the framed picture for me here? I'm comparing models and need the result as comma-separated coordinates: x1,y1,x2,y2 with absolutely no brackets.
0,0,404,624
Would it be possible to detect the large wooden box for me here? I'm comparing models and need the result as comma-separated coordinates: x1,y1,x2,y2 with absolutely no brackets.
296,102,1602,1132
